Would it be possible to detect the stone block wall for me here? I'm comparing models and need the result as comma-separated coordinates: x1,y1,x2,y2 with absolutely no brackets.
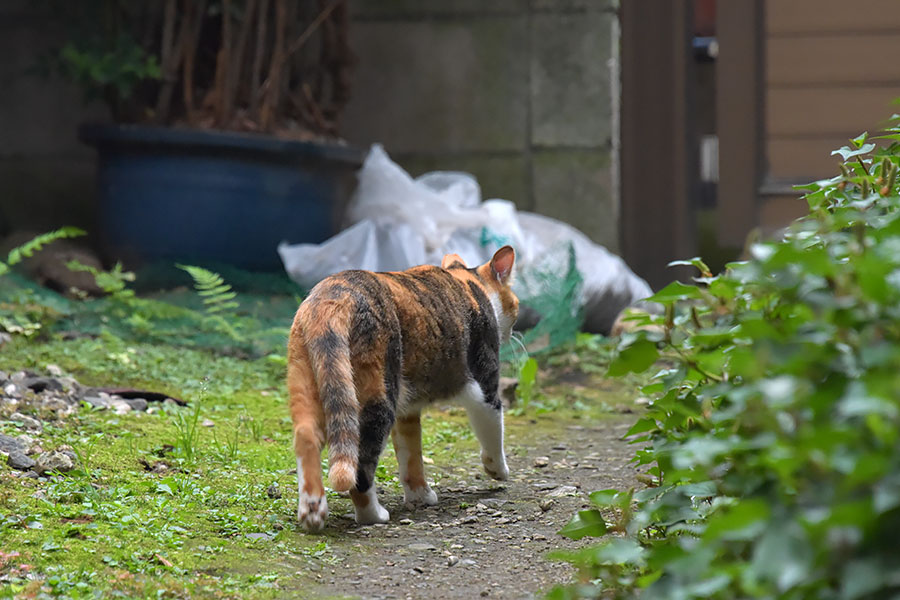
343,0,620,250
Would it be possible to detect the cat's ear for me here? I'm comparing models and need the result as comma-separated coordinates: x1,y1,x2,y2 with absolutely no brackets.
490,246,515,284
442,253,467,269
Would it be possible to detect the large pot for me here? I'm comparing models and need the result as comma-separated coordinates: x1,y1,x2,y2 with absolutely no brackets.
80,123,364,271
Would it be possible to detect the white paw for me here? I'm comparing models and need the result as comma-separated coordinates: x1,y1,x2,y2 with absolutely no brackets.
355,500,390,525
297,493,328,532
482,452,509,481
404,485,439,507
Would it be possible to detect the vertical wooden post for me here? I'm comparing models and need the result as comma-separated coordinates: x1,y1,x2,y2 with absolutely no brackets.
716,0,764,248
620,0,696,290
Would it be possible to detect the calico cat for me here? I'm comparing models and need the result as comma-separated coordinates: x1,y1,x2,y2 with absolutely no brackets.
287,246,519,531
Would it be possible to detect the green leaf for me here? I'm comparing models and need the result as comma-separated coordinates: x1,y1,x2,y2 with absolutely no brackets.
832,142,875,160
668,257,712,276
558,509,608,540
704,499,770,542
607,339,659,377
645,281,702,304
624,417,658,437
516,357,538,407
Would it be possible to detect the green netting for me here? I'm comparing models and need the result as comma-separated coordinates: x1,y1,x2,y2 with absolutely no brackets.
500,241,584,363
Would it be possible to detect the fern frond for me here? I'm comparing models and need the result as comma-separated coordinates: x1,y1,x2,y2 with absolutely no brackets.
178,265,240,315
6,227,86,267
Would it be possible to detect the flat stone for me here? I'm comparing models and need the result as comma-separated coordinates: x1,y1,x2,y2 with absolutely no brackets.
124,398,148,412
407,543,437,552
45,364,63,377
35,451,75,474
533,456,550,468
245,532,275,541
201,419,215,427
9,412,42,432
7,451,36,471
84,396,109,410
23,376,63,393
546,485,578,498
0,433,27,455
3,383,19,396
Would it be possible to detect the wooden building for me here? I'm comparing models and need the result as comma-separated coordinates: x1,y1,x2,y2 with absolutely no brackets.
621,0,900,289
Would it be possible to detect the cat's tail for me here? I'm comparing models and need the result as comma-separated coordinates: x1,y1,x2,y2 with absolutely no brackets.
307,313,359,493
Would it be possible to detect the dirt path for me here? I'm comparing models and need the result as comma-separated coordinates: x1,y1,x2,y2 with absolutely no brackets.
306,411,640,600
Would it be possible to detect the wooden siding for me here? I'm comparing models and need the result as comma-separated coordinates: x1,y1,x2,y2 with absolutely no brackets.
762,0,900,231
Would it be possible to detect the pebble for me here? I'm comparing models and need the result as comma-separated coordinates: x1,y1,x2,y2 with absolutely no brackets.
533,456,550,468
201,419,215,427
266,484,282,499
245,532,274,541
447,555,459,567
7,451,36,471
398,518,413,525
539,499,554,512
110,400,133,415
46,364,63,377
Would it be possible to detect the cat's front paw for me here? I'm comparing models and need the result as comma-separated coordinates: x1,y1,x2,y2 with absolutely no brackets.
297,493,328,532
404,485,439,507
481,452,509,481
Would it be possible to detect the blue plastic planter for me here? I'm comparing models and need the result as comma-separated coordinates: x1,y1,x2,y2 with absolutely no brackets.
80,123,365,271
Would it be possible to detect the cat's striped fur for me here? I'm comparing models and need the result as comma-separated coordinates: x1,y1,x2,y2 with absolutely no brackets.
287,246,518,531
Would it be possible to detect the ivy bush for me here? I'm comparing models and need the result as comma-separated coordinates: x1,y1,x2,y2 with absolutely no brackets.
551,123,900,599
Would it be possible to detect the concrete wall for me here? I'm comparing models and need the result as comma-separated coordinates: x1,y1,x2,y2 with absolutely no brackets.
0,1,107,237
343,0,620,250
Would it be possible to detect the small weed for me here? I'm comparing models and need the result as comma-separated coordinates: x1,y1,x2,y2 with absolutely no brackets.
171,400,203,464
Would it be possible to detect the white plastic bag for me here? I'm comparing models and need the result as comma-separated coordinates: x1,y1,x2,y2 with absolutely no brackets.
278,144,653,334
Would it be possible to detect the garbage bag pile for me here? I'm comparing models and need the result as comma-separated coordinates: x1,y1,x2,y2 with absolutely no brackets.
278,145,653,342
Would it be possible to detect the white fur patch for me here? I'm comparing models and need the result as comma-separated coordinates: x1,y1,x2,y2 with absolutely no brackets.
354,486,391,525
488,292,516,343
296,456,328,532
404,485,439,506
458,380,509,481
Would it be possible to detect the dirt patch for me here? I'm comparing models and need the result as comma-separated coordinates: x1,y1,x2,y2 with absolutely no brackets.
309,415,641,600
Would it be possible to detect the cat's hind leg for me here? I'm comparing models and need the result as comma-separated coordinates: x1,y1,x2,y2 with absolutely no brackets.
460,380,509,481
349,401,393,524
391,412,438,507
288,350,328,532
349,367,395,524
